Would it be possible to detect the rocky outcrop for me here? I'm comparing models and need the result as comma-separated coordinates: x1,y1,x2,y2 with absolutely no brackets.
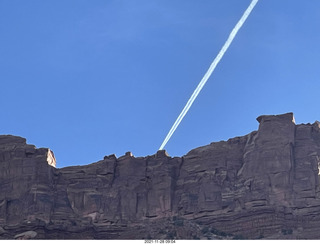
1,113,320,239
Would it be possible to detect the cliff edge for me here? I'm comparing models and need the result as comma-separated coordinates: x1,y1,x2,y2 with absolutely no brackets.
1,112,320,239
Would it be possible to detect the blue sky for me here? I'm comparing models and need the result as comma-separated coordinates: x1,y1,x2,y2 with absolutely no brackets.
1,0,320,168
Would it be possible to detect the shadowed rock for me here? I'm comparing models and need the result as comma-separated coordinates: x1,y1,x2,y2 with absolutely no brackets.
1,113,320,239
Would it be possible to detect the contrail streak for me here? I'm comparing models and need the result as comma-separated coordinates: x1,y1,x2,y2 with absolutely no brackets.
159,0,259,150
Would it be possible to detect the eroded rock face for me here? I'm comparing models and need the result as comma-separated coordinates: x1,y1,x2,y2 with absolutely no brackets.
0,135,56,229
1,113,320,239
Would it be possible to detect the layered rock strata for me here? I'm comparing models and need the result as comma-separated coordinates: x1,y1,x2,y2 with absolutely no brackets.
1,113,320,239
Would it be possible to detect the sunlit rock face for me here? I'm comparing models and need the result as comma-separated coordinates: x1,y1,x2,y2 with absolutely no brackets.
1,113,320,240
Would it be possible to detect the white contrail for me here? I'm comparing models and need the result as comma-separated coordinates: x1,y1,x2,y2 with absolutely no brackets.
159,0,259,150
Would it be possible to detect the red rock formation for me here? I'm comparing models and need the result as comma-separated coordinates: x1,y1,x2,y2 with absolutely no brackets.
1,113,320,239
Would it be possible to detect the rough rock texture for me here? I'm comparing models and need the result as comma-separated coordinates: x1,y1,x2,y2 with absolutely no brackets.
1,113,320,239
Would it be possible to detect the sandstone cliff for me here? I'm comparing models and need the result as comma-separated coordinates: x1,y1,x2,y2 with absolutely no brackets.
1,113,320,239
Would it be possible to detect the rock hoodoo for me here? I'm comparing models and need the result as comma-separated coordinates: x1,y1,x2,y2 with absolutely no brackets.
1,113,320,239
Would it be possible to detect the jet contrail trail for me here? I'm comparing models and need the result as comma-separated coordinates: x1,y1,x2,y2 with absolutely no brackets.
159,0,259,150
